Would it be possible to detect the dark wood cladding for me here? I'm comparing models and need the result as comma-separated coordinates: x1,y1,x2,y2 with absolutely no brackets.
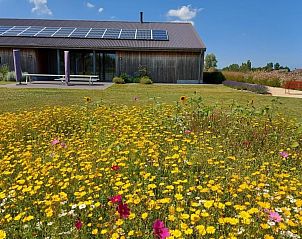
117,51,203,83
0,48,38,73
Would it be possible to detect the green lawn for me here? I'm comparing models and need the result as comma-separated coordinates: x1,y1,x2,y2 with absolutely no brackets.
0,84,301,120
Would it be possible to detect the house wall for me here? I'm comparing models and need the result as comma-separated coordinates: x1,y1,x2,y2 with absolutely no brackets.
0,48,38,73
116,51,204,83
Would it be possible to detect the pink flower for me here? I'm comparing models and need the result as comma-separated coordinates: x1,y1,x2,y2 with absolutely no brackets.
110,195,122,204
111,165,120,171
75,219,83,230
184,129,192,134
153,219,170,239
269,211,282,222
117,203,130,218
279,151,289,158
51,139,60,145
60,142,67,148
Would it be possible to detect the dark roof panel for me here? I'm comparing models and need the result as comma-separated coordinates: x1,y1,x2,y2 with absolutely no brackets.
0,18,206,51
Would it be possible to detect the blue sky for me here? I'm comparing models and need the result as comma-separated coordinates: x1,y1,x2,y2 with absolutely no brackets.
0,0,301,69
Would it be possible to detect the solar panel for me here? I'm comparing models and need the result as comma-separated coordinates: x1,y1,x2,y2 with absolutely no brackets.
0,26,12,35
86,28,106,39
52,27,76,37
2,26,29,36
69,28,90,38
119,29,136,39
0,26,169,41
136,29,151,40
19,26,45,37
103,28,120,39
152,30,168,40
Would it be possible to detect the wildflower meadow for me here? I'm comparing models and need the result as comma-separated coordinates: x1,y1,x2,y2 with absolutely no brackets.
0,96,301,239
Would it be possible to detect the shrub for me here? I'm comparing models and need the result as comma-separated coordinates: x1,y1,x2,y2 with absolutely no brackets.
139,76,153,84
0,64,9,81
223,80,269,94
222,71,246,82
222,71,282,87
119,73,131,83
203,72,225,84
138,65,149,77
6,71,28,82
112,76,125,84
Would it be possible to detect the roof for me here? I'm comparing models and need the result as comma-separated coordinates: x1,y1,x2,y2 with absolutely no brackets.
0,18,206,52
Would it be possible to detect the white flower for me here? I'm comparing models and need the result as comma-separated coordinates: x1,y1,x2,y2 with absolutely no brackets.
267,220,275,226
71,204,77,209
79,203,86,210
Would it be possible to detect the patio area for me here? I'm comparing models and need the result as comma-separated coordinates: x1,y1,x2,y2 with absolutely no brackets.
0,80,113,90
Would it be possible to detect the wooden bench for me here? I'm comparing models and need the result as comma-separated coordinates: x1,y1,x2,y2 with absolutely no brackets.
23,74,99,85
284,81,302,94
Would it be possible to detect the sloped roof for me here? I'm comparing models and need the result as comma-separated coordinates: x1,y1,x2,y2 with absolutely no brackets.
0,18,206,52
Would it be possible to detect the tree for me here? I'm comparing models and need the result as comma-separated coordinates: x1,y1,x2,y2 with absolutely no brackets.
204,53,218,71
240,60,252,72
265,62,274,71
274,63,280,70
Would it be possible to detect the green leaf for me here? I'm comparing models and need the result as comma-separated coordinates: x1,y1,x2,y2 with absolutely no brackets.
291,141,299,148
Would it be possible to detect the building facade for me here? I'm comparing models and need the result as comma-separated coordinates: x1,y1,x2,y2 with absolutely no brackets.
0,18,206,83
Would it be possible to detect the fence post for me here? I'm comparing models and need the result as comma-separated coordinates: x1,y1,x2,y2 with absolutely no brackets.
13,49,22,84
64,51,70,85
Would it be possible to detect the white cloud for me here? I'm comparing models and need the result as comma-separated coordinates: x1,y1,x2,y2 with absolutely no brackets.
98,7,104,13
86,2,95,8
167,5,202,21
29,0,52,16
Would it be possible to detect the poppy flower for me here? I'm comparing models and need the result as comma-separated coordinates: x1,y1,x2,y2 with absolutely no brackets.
111,165,120,171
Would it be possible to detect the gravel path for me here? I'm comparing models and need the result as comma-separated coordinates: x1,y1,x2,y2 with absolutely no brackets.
266,86,302,99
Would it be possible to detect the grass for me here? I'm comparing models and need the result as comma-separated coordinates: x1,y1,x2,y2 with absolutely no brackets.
0,84,302,120
0,81,14,85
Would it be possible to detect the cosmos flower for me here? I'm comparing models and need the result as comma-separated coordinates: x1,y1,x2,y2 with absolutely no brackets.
153,220,170,239
51,139,60,145
117,203,130,219
279,151,289,158
269,211,282,223
75,219,83,230
110,195,122,204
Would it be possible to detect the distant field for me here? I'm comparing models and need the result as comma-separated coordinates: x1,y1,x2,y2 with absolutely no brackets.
0,84,302,120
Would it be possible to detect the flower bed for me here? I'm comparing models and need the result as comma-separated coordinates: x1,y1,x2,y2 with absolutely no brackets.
0,99,301,238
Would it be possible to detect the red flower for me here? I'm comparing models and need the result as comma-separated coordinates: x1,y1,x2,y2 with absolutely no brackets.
75,219,83,230
153,219,170,239
117,203,130,218
110,195,122,204
111,165,120,171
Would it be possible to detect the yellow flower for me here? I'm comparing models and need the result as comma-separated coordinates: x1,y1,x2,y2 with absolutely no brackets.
174,193,183,200
180,96,187,102
184,228,193,235
101,229,108,234
92,228,98,235
84,97,92,103
196,224,206,235
264,235,274,239
141,212,148,220
171,229,182,238
203,200,214,209
206,226,215,234
0,230,6,239
116,219,123,226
